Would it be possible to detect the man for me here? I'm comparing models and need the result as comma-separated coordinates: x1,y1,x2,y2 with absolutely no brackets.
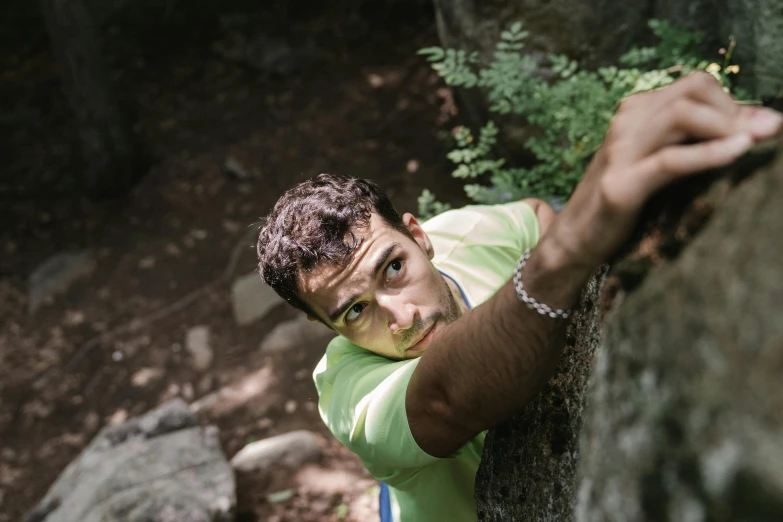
256,73,782,521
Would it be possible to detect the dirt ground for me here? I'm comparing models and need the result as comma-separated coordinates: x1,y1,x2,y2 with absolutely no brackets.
0,1,469,520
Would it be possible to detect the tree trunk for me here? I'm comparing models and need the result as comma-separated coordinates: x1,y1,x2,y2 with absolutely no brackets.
41,0,138,198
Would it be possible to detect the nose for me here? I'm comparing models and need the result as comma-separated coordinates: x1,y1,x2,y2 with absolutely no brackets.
379,295,416,333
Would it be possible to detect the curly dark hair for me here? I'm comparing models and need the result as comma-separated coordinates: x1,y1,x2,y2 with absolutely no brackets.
256,174,410,318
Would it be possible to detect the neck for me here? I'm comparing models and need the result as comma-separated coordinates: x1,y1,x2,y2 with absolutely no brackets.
442,273,470,317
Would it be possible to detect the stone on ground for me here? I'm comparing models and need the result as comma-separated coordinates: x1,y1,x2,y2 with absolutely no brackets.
259,314,336,353
231,430,323,473
24,399,235,522
186,325,214,370
28,251,94,314
231,271,284,326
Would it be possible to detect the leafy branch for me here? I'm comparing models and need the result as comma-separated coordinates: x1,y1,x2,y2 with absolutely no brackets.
418,20,746,219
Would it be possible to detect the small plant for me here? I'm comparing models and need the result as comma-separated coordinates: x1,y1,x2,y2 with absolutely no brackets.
417,20,745,219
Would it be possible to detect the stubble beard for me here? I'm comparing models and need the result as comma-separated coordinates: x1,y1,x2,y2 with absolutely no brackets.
396,275,461,354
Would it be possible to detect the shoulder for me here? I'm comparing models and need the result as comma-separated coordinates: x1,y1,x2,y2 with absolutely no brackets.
423,202,540,259
423,201,539,236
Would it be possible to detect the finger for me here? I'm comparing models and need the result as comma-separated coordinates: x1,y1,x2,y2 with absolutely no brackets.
649,100,782,151
634,132,753,193
610,99,736,167
672,73,782,139
679,72,738,115
739,106,783,140
664,99,736,143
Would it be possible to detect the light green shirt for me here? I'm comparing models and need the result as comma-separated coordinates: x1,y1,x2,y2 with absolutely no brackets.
313,202,540,521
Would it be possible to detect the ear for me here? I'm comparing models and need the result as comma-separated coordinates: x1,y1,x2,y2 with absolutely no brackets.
402,213,434,259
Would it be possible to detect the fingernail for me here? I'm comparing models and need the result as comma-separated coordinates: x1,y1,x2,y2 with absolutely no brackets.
749,108,783,136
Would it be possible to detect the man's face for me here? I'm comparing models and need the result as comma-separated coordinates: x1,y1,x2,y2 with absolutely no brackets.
298,212,462,360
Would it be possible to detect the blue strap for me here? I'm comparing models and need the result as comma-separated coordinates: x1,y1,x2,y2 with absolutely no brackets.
439,270,472,310
379,482,393,522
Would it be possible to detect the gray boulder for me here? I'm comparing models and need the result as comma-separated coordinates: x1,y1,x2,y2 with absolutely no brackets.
24,399,235,522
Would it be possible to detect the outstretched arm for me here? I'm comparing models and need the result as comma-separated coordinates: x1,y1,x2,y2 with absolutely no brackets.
407,73,783,457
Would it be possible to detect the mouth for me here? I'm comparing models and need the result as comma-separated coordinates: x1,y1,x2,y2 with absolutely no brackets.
406,322,437,354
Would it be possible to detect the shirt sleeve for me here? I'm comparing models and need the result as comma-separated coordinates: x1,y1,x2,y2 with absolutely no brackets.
313,337,442,471
502,200,541,253
424,201,540,306
425,200,540,261
464,200,540,254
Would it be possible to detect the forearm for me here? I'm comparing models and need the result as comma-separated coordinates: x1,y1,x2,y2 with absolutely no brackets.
407,236,595,457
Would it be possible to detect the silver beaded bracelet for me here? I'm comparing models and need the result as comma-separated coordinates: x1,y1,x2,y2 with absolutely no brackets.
512,248,573,319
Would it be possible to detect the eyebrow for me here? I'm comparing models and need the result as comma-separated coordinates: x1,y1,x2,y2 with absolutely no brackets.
327,242,400,323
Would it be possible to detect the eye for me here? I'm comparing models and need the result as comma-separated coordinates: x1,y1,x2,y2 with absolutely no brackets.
386,258,403,279
345,303,365,322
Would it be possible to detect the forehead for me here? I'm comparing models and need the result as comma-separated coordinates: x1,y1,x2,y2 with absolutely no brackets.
297,214,405,318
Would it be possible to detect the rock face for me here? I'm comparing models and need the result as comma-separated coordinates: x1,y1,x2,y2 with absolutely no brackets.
475,268,605,521
576,138,783,520
25,399,235,522
653,0,783,98
474,130,783,518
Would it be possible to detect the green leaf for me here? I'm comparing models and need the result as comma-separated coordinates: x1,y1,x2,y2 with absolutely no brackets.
417,47,445,61
446,150,465,163
453,164,472,178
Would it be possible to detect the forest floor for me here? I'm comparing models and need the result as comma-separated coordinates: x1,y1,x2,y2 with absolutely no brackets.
0,1,469,520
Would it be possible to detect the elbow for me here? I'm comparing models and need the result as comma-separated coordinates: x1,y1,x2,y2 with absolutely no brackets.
521,197,557,237
407,391,483,458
